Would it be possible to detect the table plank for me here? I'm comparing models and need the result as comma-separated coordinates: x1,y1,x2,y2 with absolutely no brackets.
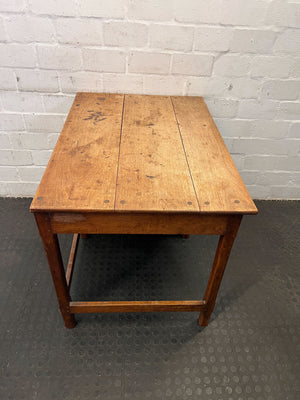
115,95,199,212
30,92,124,212
171,96,257,214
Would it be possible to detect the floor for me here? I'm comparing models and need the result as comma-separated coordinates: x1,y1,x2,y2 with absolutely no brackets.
0,199,299,400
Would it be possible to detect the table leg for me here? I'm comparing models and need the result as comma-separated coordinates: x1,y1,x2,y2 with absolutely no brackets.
199,215,242,326
34,213,76,329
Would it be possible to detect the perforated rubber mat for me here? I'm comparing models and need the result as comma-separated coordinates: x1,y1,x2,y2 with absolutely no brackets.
0,199,299,399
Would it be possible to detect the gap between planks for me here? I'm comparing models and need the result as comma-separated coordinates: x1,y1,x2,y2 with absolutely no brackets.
170,96,201,212
113,94,125,211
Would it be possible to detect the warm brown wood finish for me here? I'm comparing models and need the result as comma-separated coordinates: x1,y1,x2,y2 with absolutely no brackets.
50,213,228,235
31,93,257,328
30,93,257,215
70,300,206,313
171,96,257,214
34,213,76,328
30,93,124,213
65,233,79,287
199,215,242,326
115,95,199,212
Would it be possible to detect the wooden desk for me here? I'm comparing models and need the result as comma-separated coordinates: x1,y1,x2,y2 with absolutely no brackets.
31,93,257,328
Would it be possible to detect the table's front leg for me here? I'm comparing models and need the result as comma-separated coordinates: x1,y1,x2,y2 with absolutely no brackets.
34,213,76,328
199,215,242,326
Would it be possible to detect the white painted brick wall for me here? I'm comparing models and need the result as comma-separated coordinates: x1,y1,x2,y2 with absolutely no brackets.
83,49,125,72
0,0,299,199
104,22,147,48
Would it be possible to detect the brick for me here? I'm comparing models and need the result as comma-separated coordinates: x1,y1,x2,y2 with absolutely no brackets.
149,25,193,52
205,99,238,118
230,154,245,170
104,22,148,48
0,183,9,196
0,166,19,181
37,45,82,70
274,29,300,54
0,132,10,148
48,133,59,148
262,80,300,101
128,52,170,74
0,69,17,90
220,0,268,26
290,58,300,78
0,44,36,67
231,29,277,54
60,72,103,93
269,185,300,199
238,100,279,120
0,0,25,12
31,150,52,165
17,166,45,181
244,155,281,171
0,113,24,131
274,156,300,171
12,133,50,150
0,17,6,42
251,56,291,78
251,120,290,139
257,171,297,186
231,138,294,155
188,76,261,99
187,76,230,97
30,0,78,16
5,15,55,43
1,92,44,113
128,0,174,21
223,138,233,151
187,76,260,98
103,74,143,94
0,149,32,165
277,102,300,120
289,123,300,138
16,69,59,93
288,139,300,157
240,171,258,185
24,114,66,132
213,54,251,77
143,75,187,95
247,185,271,199
194,27,233,52
82,49,125,73
55,18,103,45
4,182,38,196
43,95,74,114
7,132,22,149
79,0,126,18
172,54,213,76
266,0,300,29
214,118,254,138
227,78,262,99
173,0,221,24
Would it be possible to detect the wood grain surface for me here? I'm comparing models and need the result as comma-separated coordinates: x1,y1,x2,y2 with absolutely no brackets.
30,93,257,215
30,92,124,212
171,96,257,214
115,95,199,212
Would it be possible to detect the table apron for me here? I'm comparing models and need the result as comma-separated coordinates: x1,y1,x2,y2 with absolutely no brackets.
48,212,231,235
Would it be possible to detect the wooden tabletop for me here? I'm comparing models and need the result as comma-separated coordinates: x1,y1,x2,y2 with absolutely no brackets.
30,93,257,215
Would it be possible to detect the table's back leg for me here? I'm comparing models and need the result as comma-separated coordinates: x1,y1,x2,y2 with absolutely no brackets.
34,213,76,329
199,215,242,326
